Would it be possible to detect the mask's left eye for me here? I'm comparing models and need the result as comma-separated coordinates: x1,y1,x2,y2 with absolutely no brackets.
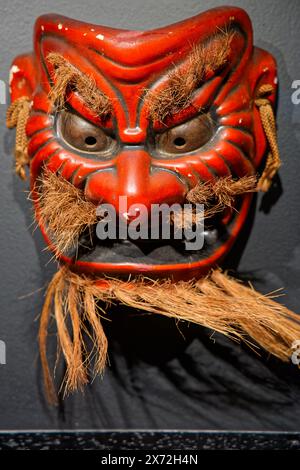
155,113,214,156
57,110,117,156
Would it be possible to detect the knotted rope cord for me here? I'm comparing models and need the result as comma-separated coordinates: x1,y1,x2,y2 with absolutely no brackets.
255,84,281,192
6,96,31,180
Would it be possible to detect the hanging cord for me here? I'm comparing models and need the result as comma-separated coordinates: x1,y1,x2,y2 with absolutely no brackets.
255,84,281,192
6,96,31,180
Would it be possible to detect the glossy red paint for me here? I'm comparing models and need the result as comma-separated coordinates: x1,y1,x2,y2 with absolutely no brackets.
9,7,277,279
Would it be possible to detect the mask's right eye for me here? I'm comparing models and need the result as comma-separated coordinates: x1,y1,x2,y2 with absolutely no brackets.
57,110,117,156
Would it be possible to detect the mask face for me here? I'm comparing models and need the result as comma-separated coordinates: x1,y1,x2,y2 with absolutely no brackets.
8,6,278,280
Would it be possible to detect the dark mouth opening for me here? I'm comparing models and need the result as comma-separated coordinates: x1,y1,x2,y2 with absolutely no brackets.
65,212,232,266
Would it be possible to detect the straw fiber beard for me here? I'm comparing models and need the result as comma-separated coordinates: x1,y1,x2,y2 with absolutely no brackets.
40,265,300,404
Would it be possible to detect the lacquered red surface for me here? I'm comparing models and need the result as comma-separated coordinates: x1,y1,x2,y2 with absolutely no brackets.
9,6,277,279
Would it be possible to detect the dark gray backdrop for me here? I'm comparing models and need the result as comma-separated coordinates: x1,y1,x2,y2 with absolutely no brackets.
1,0,300,431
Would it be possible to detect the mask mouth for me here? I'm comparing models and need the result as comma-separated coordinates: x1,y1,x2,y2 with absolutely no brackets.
66,211,229,266
35,168,256,275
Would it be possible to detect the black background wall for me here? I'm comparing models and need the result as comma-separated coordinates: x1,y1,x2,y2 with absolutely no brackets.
0,0,300,431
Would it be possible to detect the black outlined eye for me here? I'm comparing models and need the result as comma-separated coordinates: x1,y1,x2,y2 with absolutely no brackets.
58,110,116,155
156,113,214,155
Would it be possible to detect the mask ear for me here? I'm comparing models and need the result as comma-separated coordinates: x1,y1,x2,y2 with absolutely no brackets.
9,53,37,101
7,54,37,180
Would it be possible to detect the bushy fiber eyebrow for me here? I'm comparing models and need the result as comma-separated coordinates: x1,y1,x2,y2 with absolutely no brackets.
47,52,112,117
145,29,235,123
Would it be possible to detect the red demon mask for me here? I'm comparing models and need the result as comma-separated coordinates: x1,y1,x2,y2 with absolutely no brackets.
10,7,300,404
8,6,278,280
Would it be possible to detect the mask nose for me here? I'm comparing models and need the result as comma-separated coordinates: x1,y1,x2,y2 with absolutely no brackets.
84,149,187,223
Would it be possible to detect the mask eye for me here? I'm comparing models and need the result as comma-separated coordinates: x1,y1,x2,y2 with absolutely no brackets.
155,113,214,156
57,110,117,156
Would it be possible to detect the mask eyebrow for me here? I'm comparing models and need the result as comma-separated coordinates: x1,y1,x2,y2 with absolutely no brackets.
46,52,112,118
145,29,235,123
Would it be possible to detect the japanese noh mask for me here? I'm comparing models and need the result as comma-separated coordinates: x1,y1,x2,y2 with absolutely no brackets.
7,6,299,403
